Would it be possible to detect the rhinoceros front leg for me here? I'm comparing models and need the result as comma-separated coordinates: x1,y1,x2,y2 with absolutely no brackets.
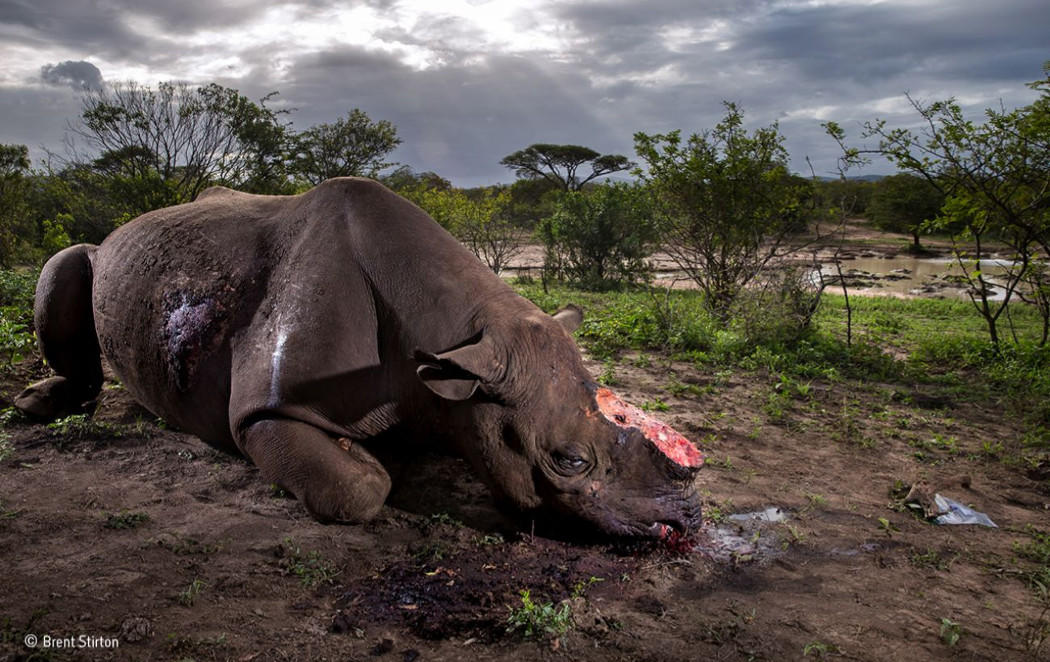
239,418,392,523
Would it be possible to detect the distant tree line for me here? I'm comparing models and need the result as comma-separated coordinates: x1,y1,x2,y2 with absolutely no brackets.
0,80,400,266
3,64,1048,348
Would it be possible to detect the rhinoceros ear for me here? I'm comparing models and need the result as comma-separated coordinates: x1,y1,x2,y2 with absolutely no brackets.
414,333,503,401
551,304,583,333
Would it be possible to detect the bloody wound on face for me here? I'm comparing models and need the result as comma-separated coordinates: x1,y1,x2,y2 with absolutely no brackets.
594,387,703,469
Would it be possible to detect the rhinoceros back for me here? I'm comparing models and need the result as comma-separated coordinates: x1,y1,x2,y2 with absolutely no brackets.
92,189,289,449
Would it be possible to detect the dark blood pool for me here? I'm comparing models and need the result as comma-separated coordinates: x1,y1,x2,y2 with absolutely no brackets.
594,387,703,469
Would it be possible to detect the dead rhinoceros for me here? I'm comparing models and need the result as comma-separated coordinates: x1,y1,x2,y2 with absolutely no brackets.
17,178,703,538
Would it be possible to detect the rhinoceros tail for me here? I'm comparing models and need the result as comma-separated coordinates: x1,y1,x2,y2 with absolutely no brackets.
15,244,104,419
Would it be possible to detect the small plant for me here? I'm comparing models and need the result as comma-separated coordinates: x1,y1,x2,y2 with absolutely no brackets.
571,576,604,598
803,640,839,658
0,407,24,427
177,578,207,606
506,589,573,639
640,398,670,412
428,512,463,527
0,499,21,519
784,523,806,544
472,533,505,546
877,517,898,537
705,505,728,524
910,548,955,572
1013,526,1050,565
280,538,340,588
104,510,150,530
939,617,962,647
804,492,828,510
0,433,12,463
597,359,618,386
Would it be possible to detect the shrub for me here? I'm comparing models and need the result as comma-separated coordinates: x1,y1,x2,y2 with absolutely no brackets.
539,183,657,289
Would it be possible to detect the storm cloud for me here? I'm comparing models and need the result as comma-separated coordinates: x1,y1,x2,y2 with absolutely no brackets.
0,0,1045,185
40,60,103,91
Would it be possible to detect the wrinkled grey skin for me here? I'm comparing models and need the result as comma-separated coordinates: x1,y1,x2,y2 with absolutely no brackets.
18,178,702,538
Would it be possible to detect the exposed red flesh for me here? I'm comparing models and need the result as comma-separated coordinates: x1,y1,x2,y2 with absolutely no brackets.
595,387,704,468
661,528,699,554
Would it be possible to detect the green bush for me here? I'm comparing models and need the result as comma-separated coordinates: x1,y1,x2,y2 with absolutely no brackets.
538,183,657,289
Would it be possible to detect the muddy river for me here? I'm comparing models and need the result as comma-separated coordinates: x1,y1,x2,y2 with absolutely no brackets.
818,255,1019,300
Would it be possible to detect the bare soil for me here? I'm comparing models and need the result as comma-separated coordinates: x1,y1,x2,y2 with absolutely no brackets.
1,337,1048,662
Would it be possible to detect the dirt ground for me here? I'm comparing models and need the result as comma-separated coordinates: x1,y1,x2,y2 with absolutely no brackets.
1,336,1048,662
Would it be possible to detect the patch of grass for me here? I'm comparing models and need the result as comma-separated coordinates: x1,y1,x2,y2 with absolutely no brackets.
428,511,463,527
666,378,709,397
0,432,12,462
103,510,150,530
472,533,505,546
640,398,669,412
280,538,340,588
1014,526,1050,565
177,578,207,606
596,359,618,386
910,548,956,572
47,414,126,441
506,589,573,639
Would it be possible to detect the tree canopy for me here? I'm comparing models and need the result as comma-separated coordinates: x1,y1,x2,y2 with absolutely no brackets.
292,109,401,185
499,143,633,192
74,81,292,202
635,102,813,320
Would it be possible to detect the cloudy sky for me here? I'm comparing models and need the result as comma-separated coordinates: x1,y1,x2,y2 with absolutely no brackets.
1,0,1046,187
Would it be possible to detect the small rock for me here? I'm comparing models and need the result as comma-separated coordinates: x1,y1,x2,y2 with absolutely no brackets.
119,616,153,643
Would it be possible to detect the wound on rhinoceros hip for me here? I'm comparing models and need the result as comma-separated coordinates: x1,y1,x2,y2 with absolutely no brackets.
594,387,704,469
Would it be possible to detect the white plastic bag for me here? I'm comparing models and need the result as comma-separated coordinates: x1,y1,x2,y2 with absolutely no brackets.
933,494,997,527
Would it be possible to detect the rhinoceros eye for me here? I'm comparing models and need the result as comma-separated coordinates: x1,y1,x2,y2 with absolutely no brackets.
552,448,590,476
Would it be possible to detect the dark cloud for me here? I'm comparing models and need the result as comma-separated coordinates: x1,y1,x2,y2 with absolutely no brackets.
1,0,1047,183
1,0,266,59
273,45,626,186
40,60,103,91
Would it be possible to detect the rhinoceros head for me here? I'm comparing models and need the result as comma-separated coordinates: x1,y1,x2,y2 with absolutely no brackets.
415,306,703,539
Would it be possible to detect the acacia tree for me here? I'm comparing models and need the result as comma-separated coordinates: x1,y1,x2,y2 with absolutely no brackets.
291,108,400,185
635,102,814,322
500,144,633,192
826,64,1050,347
74,81,291,202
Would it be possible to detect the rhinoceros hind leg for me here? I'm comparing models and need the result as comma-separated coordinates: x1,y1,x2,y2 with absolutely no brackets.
16,244,103,420
240,418,392,523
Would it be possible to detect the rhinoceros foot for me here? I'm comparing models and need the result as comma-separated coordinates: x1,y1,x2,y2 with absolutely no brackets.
14,376,97,421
